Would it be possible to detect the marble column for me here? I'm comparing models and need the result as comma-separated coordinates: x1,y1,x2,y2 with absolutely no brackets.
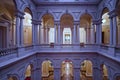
58,25,61,44
39,24,41,44
95,19,102,45
73,25,77,44
15,13,21,47
109,17,113,45
20,16,24,46
91,24,95,44
54,24,57,44
113,16,117,46
32,20,39,45
77,25,80,44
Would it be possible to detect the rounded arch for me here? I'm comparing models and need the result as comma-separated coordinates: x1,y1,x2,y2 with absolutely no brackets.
8,74,20,80
61,59,74,80
79,12,93,21
39,11,55,21
41,59,54,80
113,73,120,80
24,63,34,80
101,7,109,18
24,7,33,18
41,13,54,27
60,13,74,28
80,13,92,27
80,59,93,80
80,58,93,66
100,64,109,80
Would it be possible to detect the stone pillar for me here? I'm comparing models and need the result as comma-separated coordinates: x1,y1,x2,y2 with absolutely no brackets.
74,68,80,80
91,24,95,44
46,27,49,44
54,68,61,80
77,25,80,44
71,28,74,44
73,25,77,44
54,24,57,44
15,11,24,47
20,16,24,46
109,17,113,45
39,23,41,44
32,20,39,45
55,21,61,45
113,16,117,46
61,28,63,44
94,19,102,45
73,21,80,44
43,27,46,44
58,25,61,44
109,10,117,46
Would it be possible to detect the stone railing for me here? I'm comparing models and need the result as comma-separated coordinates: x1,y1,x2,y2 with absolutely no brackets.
0,47,18,57
24,45,34,51
100,44,109,50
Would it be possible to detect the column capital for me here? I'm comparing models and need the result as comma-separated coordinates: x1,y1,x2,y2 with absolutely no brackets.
108,9,117,18
15,10,25,19
54,20,60,25
74,21,79,25
31,19,41,25
92,19,102,25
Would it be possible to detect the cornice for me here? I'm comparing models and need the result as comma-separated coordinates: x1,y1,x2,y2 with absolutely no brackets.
34,2,98,6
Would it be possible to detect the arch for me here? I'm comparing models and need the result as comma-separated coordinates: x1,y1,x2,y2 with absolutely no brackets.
41,60,54,80
101,7,110,45
80,59,93,80
40,13,54,44
79,12,93,21
101,7,109,18
23,10,32,46
24,64,33,80
41,13,54,27
8,74,19,80
60,13,74,28
100,64,109,80
24,7,33,18
80,13,92,27
113,73,120,80
61,59,74,80
39,11,55,20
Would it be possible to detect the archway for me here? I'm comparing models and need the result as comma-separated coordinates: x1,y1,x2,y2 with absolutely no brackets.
80,14,92,44
116,76,120,80
80,60,93,80
8,76,18,80
0,0,16,48
23,8,32,46
61,60,73,80
41,14,54,44
25,64,33,80
41,60,54,80
60,14,73,44
101,64,108,80
101,8,110,45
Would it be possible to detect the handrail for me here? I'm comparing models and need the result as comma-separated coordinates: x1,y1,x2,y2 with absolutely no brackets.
0,47,17,57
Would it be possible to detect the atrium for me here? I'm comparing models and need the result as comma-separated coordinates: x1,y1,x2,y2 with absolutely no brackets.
0,0,120,80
